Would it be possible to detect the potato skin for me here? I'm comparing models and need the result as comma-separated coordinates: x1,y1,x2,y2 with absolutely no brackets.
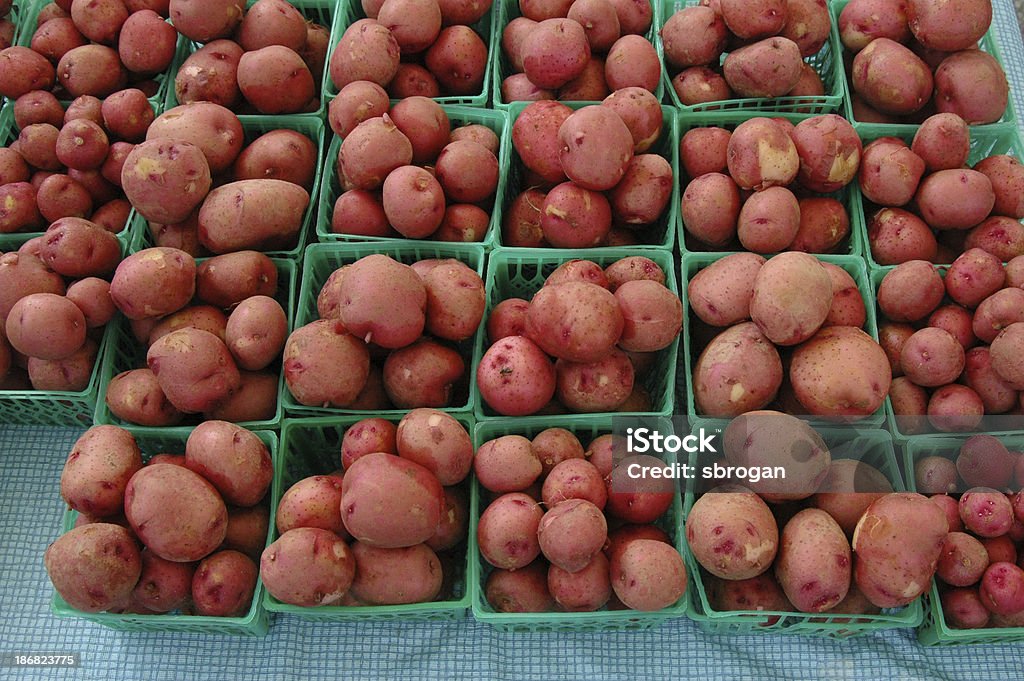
121,139,212,225
174,40,244,108
851,38,933,115
198,179,309,254
60,425,143,518
694,322,782,417
124,463,229,562
40,217,121,279
224,296,287,372
5,292,86,361
329,19,401,90
750,252,832,346
237,46,315,115
169,0,244,43
195,251,277,309
791,326,891,420
185,421,272,507
525,281,623,362
349,542,442,605
557,105,633,192
44,524,141,613
0,47,57,99
477,335,556,416
775,509,851,613
147,102,244,175
260,527,356,606
687,487,779,580
105,368,183,426
723,37,803,98
688,253,765,327
191,549,258,617
146,328,241,414
610,539,687,611
934,50,1009,125
853,492,948,608
283,320,370,408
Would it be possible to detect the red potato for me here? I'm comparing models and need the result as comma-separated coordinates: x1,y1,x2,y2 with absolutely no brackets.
928,384,985,433
900,327,965,388
934,50,1009,125
687,486,778,580
946,249,1004,309
963,347,1018,415
775,509,851,613
132,550,195,613
544,260,609,289
859,139,926,208
173,40,244,109
911,113,970,172
791,198,849,254
377,0,442,54
694,322,783,417
435,140,498,203
811,459,893,537
990,322,1024,390
542,459,606,510
105,368,183,427
30,17,87,63
381,165,445,238
568,0,621,53
916,169,995,231
525,281,623,362
532,428,585,476
959,488,1014,538
671,66,732,106
555,349,635,412
340,115,413,191
388,97,449,166
237,46,315,115
421,260,485,341
539,182,612,248
851,38,933,115
65,278,115,328
118,9,176,75
185,422,271,508
973,156,1024,220
723,37,804,98
478,492,544,570
660,5,726,68
422,26,488,96
329,81,390,139
169,0,243,42
236,0,306,52
604,35,660,92
331,190,392,238
609,154,672,226
521,18,590,90
260,528,355,607
475,435,543,493
486,298,530,342
737,186,800,254
341,418,397,470
877,260,944,323
0,47,56,99
726,117,799,191
547,554,612,611
338,254,426,349
233,130,316,191
750,252,833,346
60,426,142,518
604,257,664,292
680,172,741,247
537,499,607,573
927,304,976,351
395,408,472,486
512,100,572,184
687,253,764,327
973,288,1024,344
275,475,346,536
604,455,674,523
56,45,127,98
980,562,1024,615
917,458,958,495
44,524,141,613
965,216,1024,262
382,339,465,409
120,140,211,225
191,550,257,617
35,174,93,222
5,293,86,361
40,217,120,278
557,105,634,192
791,326,891,420
791,115,862,194
679,126,731,178
476,335,556,415
283,320,370,408
147,328,241,414
329,19,400,89
614,280,681,352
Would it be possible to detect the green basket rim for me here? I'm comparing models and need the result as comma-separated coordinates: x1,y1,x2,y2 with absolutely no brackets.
284,241,487,418
127,115,325,261
660,0,844,114
91,252,297,431
491,0,665,110
682,423,924,637
261,415,473,619
469,417,691,630
675,112,865,257
473,247,680,420
322,0,496,108
316,105,509,249
499,102,678,251
49,428,278,637
853,125,1024,271
163,0,334,116
831,0,1018,132
679,252,884,427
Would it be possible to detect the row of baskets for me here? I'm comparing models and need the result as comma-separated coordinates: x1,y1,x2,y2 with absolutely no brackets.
49,418,1024,647
5,0,1020,123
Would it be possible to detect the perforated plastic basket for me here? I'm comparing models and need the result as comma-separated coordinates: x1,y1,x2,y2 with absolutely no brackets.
128,115,324,261
853,125,1024,270
682,421,923,637
0,102,138,251
164,0,334,115
470,417,690,631
660,0,843,114
499,102,678,250
832,0,1017,133
16,2,179,110
904,435,1024,645
676,111,863,256
285,241,485,418
491,0,664,109
475,247,680,420
262,416,472,620
49,427,276,637
322,0,495,107
679,252,884,427
316,105,508,248
92,253,297,432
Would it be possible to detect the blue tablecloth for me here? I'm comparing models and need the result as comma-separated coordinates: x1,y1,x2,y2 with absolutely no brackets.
4,3,1024,679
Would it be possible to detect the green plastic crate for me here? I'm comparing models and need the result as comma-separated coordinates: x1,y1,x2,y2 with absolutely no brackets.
50,427,276,637
499,102,678,250
475,247,680,420
92,254,297,431
491,0,664,109
661,0,844,114
285,241,486,418
0,102,138,251
679,252,884,427
164,0,334,116
682,422,923,637
832,0,1017,133
854,125,1024,270
0,321,114,426
16,2,178,110
262,416,473,620
903,435,1024,645
129,115,325,261
316,105,508,249
676,112,864,256
470,417,690,631
323,0,495,107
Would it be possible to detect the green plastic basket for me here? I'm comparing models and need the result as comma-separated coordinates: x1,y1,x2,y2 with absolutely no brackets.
16,2,178,110
164,0,334,116
679,252,884,427
128,115,325,261
316,105,508,249
832,0,1018,133
676,112,864,256
491,0,664,109
903,435,1024,645
263,416,473,620
323,0,495,108
50,426,276,637
682,421,923,637
92,253,297,431
285,241,486,418
499,102,678,250
0,320,114,426
854,125,1024,270
661,0,844,114
470,417,690,631
0,102,139,251
475,247,680,420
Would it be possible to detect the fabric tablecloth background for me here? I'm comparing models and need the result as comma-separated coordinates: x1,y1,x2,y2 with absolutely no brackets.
4,3,1024,679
